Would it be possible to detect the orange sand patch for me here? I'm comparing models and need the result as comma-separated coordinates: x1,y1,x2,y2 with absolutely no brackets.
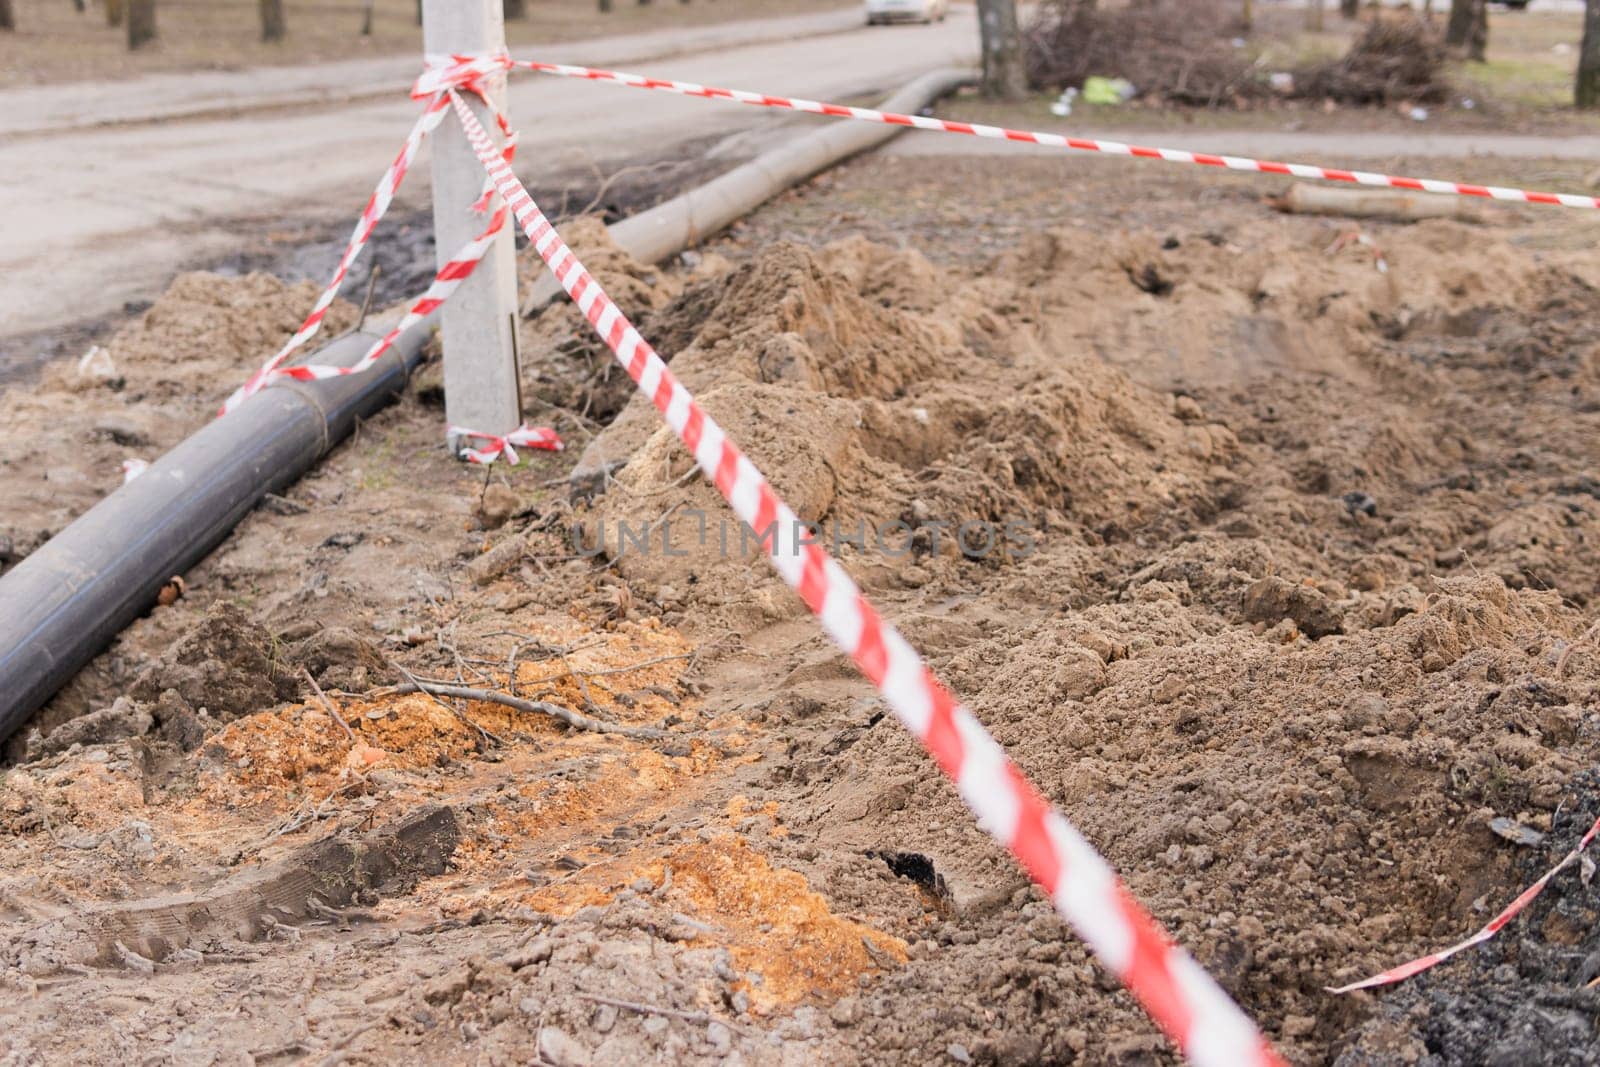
656,836,907,1011
5,760,146,835
492,747,718,841
439,832,908,1011
726,795,788,836
509,616,696,726
423,741,722,917
193,617,702,809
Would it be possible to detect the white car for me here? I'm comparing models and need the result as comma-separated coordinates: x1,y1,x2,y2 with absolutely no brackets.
865,0,948,25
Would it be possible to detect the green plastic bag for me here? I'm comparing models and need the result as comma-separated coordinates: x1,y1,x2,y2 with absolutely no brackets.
1082,76,1134,105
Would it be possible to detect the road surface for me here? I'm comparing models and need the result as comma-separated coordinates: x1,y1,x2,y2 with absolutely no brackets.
0,9,978,342
5,3,1597,349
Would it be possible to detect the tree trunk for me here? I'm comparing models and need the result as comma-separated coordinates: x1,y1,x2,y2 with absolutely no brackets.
0,0,12,32
127,0,155,48
1306,0,1323,32
1241,0,1252,33
1468,0,1487,61
598,0,612,11
503,0,525,17
1340,0,1359,17
1446,0,1472,46
977,0,1026,99
1580,0,1600,108
361,0,374,35
107,0,124,27
259,0,285,42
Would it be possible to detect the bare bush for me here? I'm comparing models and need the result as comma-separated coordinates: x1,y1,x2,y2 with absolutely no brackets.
1024,0,1261,106
1295,14,1451,105
1024,1,1450,109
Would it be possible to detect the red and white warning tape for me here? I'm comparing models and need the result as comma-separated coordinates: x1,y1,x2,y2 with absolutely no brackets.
236,205,509,394
1327,229,1388,274
1330,811,1600,993
415,54,1600,212
451,423,564,465
220,90,561,455
222,93,452,415
447,87,1283,1067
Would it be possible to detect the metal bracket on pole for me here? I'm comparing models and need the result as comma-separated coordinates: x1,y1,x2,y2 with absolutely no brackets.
422,0,521,457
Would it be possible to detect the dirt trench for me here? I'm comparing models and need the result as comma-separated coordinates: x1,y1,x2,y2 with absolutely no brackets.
0,153,1598,1065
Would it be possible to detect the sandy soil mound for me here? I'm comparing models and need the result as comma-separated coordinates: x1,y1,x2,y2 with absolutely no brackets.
552,198,1600,1061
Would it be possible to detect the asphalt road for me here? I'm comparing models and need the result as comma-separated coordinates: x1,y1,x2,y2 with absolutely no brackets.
5,3,1596,348
0,9,978,341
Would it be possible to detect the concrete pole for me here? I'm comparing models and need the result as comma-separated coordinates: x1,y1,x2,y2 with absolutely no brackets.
423,0,522,452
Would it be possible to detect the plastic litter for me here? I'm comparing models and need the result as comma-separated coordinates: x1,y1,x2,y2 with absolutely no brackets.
1082,76,1135,105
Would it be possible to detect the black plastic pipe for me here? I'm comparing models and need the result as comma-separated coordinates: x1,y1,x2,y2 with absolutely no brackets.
0,318,435,743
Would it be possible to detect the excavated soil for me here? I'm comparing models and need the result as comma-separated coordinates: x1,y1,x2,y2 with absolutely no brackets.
2,151,1600,1065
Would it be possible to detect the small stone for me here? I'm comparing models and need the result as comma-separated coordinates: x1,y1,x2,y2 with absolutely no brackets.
828,997,863,1027
1153,674,1187,704
504,936,552,970
947,1043,973,1064
1054,646,1106,701
706,1021,733,1053
898,563,932,588
537,1026,592,1067
1488,816,1545,848
1283,1014,1317,1038
1341,491,1378,518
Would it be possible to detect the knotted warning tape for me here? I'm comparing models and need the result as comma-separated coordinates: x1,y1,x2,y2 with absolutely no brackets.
222,93,450,415
416,53,1600,212
1330,811,1600,993
446,87,1283,1067
451,423,564,465
221,74,558,456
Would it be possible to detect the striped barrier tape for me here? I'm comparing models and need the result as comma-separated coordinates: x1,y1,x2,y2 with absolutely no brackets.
221,93,452,416
238,205,511,392
446,87,1284,1067
220,91,560,456
415,53,1600,212
1330,811,1600,993
1327,229,1387,275
451,423,564,465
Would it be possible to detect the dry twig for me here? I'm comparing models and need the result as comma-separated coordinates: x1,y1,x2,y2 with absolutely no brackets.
303,668,356,745
387,681,664,740
386,655,504,747
575,993,745,1034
